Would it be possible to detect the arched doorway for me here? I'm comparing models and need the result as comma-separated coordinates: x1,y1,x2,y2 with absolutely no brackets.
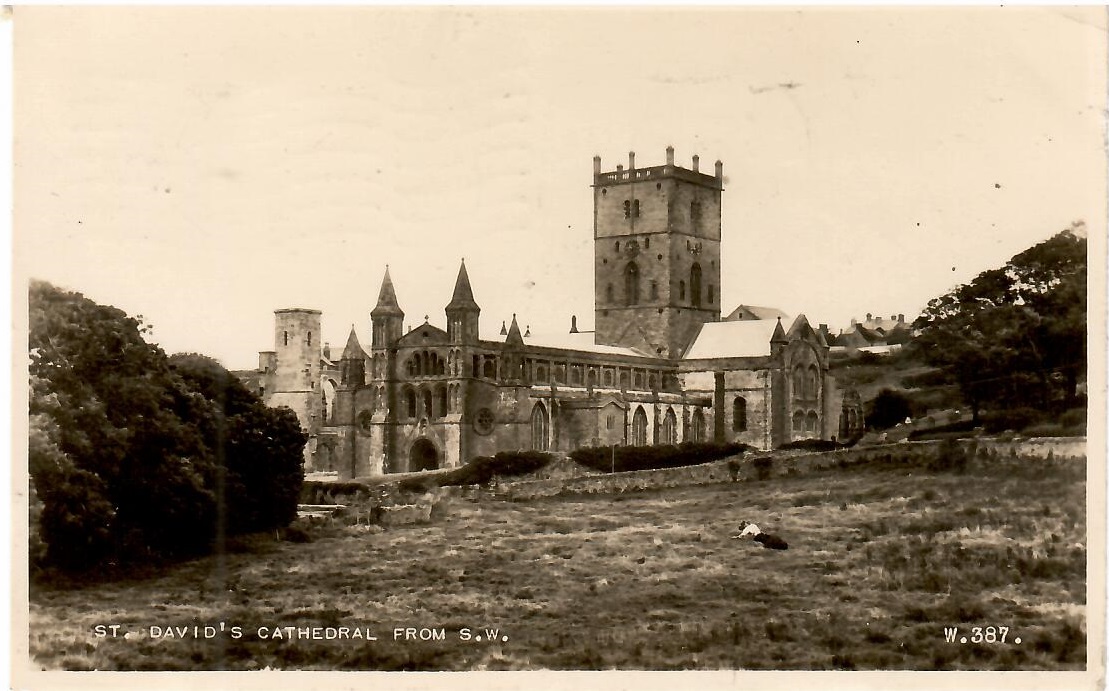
409,438,439,472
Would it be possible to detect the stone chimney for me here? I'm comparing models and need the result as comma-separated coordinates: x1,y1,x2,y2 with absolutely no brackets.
666,145,674,166
628,151,635,169
692,155,700,173
715,160,723,180
593,155,601,175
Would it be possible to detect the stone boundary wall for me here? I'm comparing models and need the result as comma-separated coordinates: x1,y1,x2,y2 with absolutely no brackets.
503,436,1087,501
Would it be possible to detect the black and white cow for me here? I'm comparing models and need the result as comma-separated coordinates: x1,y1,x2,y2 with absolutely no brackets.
732,520,789,550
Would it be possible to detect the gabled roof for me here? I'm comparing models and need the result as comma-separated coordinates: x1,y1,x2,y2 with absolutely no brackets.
723,304,790,322
519,330,653,358
682,319,780,360
396,322,448,346
371,267,404,318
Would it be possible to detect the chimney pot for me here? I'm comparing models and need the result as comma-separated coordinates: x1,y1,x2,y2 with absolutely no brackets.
692,155,700,172
899,313,905,323
593,155,601,175
715,160,723,179
866,313,872,321
616,164,624,173
665,145,674,165
629,151,635,169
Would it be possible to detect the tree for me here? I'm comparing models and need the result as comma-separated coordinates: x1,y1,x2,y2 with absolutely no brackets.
866,388,914,431
29,281,306,571
169,353,306,535
913,224,1086,420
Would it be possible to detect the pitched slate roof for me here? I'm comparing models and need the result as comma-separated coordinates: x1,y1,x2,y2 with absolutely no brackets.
682,319,781,360
723,304,790,322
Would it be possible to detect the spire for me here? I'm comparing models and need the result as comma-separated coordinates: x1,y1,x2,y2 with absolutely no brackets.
446,259,479,312
500,320,508,336
341,325,365,360
771,316,788,344
371,266,404,318
505,313,524,345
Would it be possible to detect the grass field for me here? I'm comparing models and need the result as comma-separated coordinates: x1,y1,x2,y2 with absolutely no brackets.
28,455,1087,671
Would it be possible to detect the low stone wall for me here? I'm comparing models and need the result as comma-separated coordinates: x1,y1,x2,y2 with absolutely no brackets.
503,436,1087,501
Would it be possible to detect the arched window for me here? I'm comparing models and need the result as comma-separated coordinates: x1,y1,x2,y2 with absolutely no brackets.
691,409,706,442
437,386,448,419
472,355,480,378
793,366,805,397
619,371,628,388
615,240,621,252
624,262,640,305
632,199,640,218
603,370,614,387
537,365,548,384
808,365,820,399
623,200,631,219
531,403,549,452
483,358,496,379
644,236,650,249
405,387,417,419
634,371,644,389
632,406,648,446
571,366,582,386
679,280,686,301
733,396,747,432
662,408,677,445
792,410,805,435
422,388,433,419
283,331,289,346
806,411,819,434
690,263,702,307
588,369,598,386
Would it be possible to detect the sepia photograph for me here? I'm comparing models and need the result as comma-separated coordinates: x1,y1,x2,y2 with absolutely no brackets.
12,5,1107,689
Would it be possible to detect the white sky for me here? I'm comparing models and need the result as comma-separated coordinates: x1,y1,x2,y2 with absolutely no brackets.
13,6,1108,370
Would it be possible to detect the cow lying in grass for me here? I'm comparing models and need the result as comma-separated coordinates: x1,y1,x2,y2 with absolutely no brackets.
731,521,789,550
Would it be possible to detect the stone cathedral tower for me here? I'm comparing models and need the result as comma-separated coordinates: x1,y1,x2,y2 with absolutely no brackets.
592,147,723,359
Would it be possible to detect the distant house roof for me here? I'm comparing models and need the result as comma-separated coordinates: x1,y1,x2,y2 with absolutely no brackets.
723,304,789,322
682,319,780,360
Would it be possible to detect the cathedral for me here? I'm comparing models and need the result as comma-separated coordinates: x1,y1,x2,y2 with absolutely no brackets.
236,148,864,478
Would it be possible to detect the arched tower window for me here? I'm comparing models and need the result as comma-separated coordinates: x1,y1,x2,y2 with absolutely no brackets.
806,411,819,434
422,388,433,419
405,387,417,419
690,263,703,308
733,396,747,432
283,331,289,346
808,365,820,399
662,408,677,445
632,199,640,218
793,366,805,398
624,262,640,305
531,403,549,452
632,406,648,446
436,385,448,418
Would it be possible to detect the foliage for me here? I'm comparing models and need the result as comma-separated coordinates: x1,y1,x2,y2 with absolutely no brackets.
775,439,848,452
913,224,1086,419
170,354,307,533
569,441,748,474
28,281,306,571
865,388,915,431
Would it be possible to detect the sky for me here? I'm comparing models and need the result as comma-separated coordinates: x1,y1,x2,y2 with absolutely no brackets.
13,6,1108,371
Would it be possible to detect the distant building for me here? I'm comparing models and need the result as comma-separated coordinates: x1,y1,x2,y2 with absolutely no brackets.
832,313,915,355
236,148,864,478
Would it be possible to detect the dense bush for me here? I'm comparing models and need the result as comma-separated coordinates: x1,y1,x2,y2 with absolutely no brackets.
776,439,848,452
28,281,307,572
397,451,555,492
569,441,748,474
866,388,915,431
980,407,1045,434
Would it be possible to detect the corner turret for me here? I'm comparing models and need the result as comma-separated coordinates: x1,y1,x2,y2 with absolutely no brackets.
445,259,480,344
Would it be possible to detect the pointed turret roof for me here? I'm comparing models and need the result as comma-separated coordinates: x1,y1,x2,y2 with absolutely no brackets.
341,325,366,360
770,316,788,344
505,313,524,345
371,267,404,318
446,260,480,312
